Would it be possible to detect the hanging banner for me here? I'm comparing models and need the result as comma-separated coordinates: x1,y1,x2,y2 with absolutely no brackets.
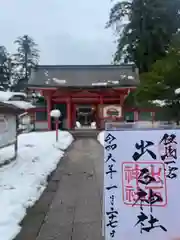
104,128,180,240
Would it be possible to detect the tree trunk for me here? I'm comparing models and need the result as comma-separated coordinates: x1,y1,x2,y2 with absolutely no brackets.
25,51,28,81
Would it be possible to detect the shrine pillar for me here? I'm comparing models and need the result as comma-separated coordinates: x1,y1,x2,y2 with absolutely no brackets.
67,97,72,129
134,111,139,121
46,94,52,130
120,94,125,121
99,95,103,129
72,103,76,129
151,111,155,124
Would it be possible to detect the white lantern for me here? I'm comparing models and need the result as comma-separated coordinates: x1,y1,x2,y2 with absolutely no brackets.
50,109,61,142
50,109,61,118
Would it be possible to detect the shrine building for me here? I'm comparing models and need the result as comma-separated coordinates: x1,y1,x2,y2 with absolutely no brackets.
28,64,157,130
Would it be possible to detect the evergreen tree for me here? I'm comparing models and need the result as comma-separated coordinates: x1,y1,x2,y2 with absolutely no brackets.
107,0,180,73
0,46,11,90
13,35,39,89
135,33,180,123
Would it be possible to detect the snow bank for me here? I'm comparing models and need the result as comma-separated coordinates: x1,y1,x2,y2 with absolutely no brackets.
97,131,104,146
0,130,73,240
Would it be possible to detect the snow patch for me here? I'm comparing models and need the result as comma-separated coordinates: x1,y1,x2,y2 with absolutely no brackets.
97,131,104,146
0,130,73,240
76,121,81,128
52,78,66,84
91,122,96,129
92,82,107,86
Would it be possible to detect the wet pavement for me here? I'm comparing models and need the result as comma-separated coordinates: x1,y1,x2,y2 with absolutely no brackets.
15,138,103,240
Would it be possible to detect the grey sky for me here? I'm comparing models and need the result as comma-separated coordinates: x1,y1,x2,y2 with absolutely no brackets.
0,0,116,64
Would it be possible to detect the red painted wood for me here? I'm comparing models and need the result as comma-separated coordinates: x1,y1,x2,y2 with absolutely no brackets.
46,95,52,130
134,111,139,121
29,87,136,91
52,98,121,102
40,90,44,96
31,87,160,130
72,103,76,128
151,111,155,123
52,94,121,98
35,87,137,98
99,96,104,128
27,109,36,113
67,97,72,129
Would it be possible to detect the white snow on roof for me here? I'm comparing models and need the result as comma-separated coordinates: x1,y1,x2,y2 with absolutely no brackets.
92,82,107,86
175,88,180,95
107,80,119,84
4,101,35,110
152,100,166,107
52,78,66,84
128,75,135,80
0,91,27,101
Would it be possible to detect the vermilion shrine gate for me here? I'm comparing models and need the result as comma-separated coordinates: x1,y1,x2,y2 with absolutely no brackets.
28,64,156,130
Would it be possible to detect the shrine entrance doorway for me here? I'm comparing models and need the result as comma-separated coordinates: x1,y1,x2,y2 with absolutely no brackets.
76,105,96,128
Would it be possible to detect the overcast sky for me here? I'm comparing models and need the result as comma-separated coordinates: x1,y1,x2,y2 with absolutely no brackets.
0,0,116,65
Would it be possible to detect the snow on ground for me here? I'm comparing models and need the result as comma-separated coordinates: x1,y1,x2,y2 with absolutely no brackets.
0,130,73,240
97,131,104,146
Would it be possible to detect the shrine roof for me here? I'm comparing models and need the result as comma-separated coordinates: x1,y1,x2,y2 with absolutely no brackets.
28,64,139,88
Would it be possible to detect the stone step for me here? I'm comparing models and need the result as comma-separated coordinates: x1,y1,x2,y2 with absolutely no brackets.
70,130,101,139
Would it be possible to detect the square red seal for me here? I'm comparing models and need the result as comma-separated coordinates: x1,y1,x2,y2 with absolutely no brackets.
122,162,167,207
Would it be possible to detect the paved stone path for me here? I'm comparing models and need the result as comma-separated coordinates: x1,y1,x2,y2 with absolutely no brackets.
36,138,103,240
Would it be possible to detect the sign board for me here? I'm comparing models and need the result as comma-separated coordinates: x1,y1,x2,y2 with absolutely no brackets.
102,105,122,118
0,114,16,148
104,128,180,240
